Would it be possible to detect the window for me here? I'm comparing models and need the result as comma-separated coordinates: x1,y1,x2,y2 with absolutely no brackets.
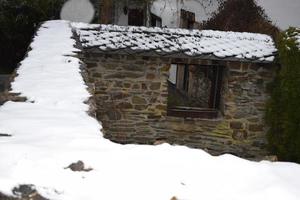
168,64,223,118
128,9,144,26
150,13,162,27
180,9,195,29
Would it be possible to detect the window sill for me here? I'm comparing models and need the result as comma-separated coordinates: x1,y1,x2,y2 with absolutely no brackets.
167,107,219,119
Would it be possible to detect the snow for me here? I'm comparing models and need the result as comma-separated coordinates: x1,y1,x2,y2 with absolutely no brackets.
75,23,277,62
168,64,177,84
0,20,300,200
294,29,300,49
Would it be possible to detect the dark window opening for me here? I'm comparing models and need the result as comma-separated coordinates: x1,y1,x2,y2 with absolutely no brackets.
180,9,195,29
168,64,223,118
128,9,144,26
150,13,162,27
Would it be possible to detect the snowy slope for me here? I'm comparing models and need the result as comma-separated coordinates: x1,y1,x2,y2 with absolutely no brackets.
0,20,300,200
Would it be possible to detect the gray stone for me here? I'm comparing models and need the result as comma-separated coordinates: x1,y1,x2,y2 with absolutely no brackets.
123,83,131,88
105,72,143,79
107,110,122,120
132,96,147,105
146,73,156,80
122,64,144,72
232,130,248,141
230,121,243,129
110,92,129,100
102,63,118,70
134,105,147,110
65,161,93,172
150,82,161,90
0,133,12,137
141,83,147,90
132,84,140,89
93,72,102,78
248,124,264,132
86,62,97,68
11,184,48,200
117,102,133,109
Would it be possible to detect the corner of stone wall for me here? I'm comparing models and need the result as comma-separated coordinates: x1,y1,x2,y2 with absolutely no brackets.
72,27,98,118
0,68,27,105
80,62,98,117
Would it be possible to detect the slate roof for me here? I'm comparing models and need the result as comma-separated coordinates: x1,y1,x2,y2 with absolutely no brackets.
73,23,277,63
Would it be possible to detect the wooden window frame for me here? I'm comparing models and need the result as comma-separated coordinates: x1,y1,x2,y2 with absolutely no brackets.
167,64,223,119
180,9,195,29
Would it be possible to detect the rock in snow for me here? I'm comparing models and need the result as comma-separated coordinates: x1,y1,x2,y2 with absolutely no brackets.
65,161,93,172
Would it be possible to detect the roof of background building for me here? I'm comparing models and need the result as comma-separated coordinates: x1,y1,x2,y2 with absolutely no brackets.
73,23,277,63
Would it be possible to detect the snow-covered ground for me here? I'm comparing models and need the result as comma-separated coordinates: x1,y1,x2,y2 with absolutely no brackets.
0,20,300,200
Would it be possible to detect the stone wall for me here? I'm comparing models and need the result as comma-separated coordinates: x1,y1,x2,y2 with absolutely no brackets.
0,73,27,105
82,52,276,158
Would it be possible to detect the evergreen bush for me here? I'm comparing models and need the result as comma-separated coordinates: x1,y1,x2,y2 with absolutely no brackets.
0,0,65,74
266,28,300,163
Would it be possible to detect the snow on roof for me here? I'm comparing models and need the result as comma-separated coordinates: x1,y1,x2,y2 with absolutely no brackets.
294,28,300,49
281,28,300,50
73,23,277,63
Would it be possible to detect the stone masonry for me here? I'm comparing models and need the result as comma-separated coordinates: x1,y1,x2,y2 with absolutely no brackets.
81,52,276,158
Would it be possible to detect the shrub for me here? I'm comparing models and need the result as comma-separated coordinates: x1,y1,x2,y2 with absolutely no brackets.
0,0,65,74
266,28,300,162
202,0,279,39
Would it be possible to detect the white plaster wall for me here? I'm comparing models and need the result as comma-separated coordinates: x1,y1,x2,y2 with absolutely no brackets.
151,0,220,28
114,5,128,26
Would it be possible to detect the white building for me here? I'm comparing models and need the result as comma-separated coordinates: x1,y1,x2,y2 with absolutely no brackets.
99,0,219,29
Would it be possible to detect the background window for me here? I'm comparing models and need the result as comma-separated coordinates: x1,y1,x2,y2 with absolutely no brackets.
151,13,162,27
168,64,177,84
128,9,144,26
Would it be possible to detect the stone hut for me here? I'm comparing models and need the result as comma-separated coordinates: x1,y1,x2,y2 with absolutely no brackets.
75,24,277,158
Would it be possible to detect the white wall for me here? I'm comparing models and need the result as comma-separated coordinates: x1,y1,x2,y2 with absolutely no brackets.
114,5,128,26
113,0,220,28
151,0,220,28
